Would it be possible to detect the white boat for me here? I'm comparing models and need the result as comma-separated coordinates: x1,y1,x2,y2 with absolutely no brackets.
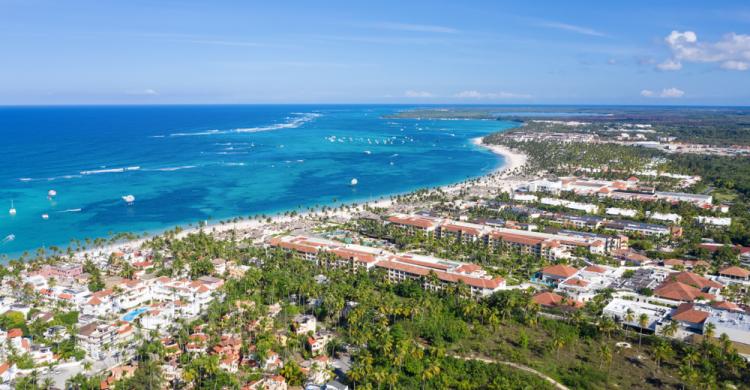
122,194,135,205
8,201,16,216
41,214,49,220
48,189,57,198
350,178,358,186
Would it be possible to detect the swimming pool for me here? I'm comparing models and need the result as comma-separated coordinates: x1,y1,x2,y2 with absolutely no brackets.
122,307,149,322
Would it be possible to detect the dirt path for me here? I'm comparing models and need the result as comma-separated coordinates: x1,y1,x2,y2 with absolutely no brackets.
449,353,569,390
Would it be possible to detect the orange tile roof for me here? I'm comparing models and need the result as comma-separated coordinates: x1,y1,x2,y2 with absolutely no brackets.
441,223,481,236
655,281,715,302
490,231,544,246
331,248,377,264
719,266,750,278
672,304,710,324
387,215,438,229
712,300,743,312
583,265,606,273
455,264,482,274
7,328,22,338
562,278,589,287
541,264,579,278
390,255,451,271
671,272,723,290
532,292,582,308
376,260,503,289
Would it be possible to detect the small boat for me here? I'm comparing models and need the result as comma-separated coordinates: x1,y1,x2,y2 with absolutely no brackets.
8,201,16,216
48,189,57,199
364,150,372,155
1,234,14,244
122,195,135,205
350,178,358,186
41,214,49,220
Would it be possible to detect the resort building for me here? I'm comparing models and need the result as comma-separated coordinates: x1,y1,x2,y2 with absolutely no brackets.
603,298,671,332
536,264,579,287
386,214,442,235
268,235,505,297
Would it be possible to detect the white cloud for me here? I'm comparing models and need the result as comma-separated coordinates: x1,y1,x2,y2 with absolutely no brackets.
656,58,682,71
454,90,532,99
127,89,159,96
721,60,750,71
404,90,434,98
660,30,750,71
641,87,684,98
536,21,607,37
660,87,685,98
363,22,458,34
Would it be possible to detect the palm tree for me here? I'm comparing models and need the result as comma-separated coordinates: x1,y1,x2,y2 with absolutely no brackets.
637,314,649,348
598,316,617,340
653,341,673,371
703,322,716,340
421,361,441,390
552,335,566,359
41,377,54,390
659,320,678,338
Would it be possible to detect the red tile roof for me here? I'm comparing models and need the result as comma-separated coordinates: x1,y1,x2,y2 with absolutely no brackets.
562,278,589,287
654,281,715,302
583,265,607,273
490,231,544,246
671,272,723,290
672,304,709,324
541,264,579,278
441,223,481,236
331,248,377,264
719,266,750,278
7,329,22,338
387,215,438,229
376,260,503,289
712,301,743,312
532,292,582,308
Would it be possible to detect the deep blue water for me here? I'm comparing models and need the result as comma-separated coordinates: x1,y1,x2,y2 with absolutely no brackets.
0,105,513,257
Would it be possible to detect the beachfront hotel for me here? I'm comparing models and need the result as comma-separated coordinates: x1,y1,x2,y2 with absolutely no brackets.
268,235,505,297
386,213,615,260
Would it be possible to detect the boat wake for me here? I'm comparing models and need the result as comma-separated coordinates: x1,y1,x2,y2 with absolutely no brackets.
144,165,197,172
80,166,140,175
58,208,82,213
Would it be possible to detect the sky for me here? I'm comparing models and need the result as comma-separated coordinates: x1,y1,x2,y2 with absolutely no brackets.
1,0,749,105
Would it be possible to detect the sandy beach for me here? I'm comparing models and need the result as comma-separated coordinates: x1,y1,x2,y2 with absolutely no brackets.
75,136,528,260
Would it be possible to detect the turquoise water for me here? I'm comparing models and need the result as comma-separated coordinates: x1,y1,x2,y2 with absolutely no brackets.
0,105,514,257
122,307,149,322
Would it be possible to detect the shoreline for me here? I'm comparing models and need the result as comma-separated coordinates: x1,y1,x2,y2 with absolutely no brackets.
69,136,527,261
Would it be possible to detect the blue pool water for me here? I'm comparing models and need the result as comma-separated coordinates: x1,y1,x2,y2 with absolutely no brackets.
0,105,515,257
122,307,150,322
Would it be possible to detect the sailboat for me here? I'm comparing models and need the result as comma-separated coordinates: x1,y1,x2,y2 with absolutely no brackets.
8,201,16,216
122,195,135,205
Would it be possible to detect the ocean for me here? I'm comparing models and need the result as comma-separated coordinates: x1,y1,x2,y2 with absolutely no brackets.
0,105,515,257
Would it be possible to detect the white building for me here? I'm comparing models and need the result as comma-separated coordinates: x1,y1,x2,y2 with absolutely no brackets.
695,216,732,227
606,208,638,218
603,298,671,332
648,212,682,223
